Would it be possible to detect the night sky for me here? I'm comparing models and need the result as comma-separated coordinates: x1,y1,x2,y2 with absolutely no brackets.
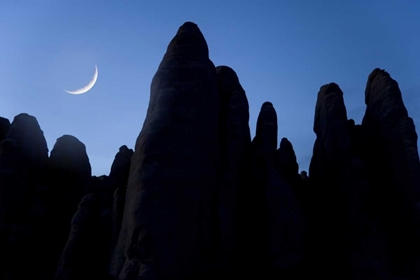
1,0,419,175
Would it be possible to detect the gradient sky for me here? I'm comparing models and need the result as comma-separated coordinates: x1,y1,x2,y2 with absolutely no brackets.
1,0,419,175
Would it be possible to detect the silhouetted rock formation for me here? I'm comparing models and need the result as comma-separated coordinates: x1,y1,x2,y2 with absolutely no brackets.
0,113,49,280
55,145,133,280
55,193,107,280
307,83,382,279
109,145,133,187
216,65,251,276
0,116,10,142
109,145,133,248
47,135,92,216
362,68,420,278
112,22,221,280
275,137,300,187
49,135,92,180
1,22,420,280
46,135,93,275
300,170,308,180
249,102,305,279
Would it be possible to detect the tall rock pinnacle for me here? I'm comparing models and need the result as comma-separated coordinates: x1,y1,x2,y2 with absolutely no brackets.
112,22,220,279
216,65,251,275
362,68,420,277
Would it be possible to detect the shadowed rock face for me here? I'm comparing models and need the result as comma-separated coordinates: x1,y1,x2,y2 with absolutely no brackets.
49,135,91,180
55,145,134,280
363,69,420,199
310,83,351,180
0,113,48,212
0,116,10,142
109,145,133,186
309,84,358,277
0,113,48,218
247,102,305,279
362,68,420,278
308,83,379,278
47,135,93,279
108,145,134,248
0,113,48,178
276,137,300,187
55,194,106,280
254,102,278,157
112,22,220,279
0,113,49,280
216,65,251,276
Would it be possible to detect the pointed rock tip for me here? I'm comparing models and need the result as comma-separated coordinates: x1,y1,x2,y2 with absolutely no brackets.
366,68,392,87
280,137,291,144
262,101,273,108
180,21,198,29
216,65,241,85
280,137,293,149
176,21,202,36
119,145,129,151
167,21,208,56
319,82,342,95
368,68,390,81
365,68,394,104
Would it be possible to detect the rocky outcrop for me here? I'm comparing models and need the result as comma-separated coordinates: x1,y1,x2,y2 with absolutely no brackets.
112,22,221,279
47,134,92,224
308,81,406,279
0,113,48,221
0,113,49,280
0,116,10,142
216,65,251,276
55,193,111,280
362,68,420,278
48,135,92,207
48,135,91,180
0,113,48,179
248,102,305,279
109,145,133,187
55,145,134,280
300,171,308,180
309,83,351,181
47,135,93,278
275,137,300,187
308,83,364,278
109,145,133,248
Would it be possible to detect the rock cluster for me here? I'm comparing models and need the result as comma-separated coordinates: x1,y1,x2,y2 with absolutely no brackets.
1,22,419,280
0,114,133,280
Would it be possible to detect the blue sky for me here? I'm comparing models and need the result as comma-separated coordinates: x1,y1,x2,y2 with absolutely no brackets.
1,0,419,175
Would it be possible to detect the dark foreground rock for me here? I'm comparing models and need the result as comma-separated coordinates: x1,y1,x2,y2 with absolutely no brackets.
0,116,10,142
0,113,49,280
111,22,221,280
216,65,251,276
46,135,93,275
362,68,420,278
244,102,305,279
55,145,133,280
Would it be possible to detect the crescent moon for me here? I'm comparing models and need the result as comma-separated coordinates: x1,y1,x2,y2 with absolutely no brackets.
65,65,98,95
